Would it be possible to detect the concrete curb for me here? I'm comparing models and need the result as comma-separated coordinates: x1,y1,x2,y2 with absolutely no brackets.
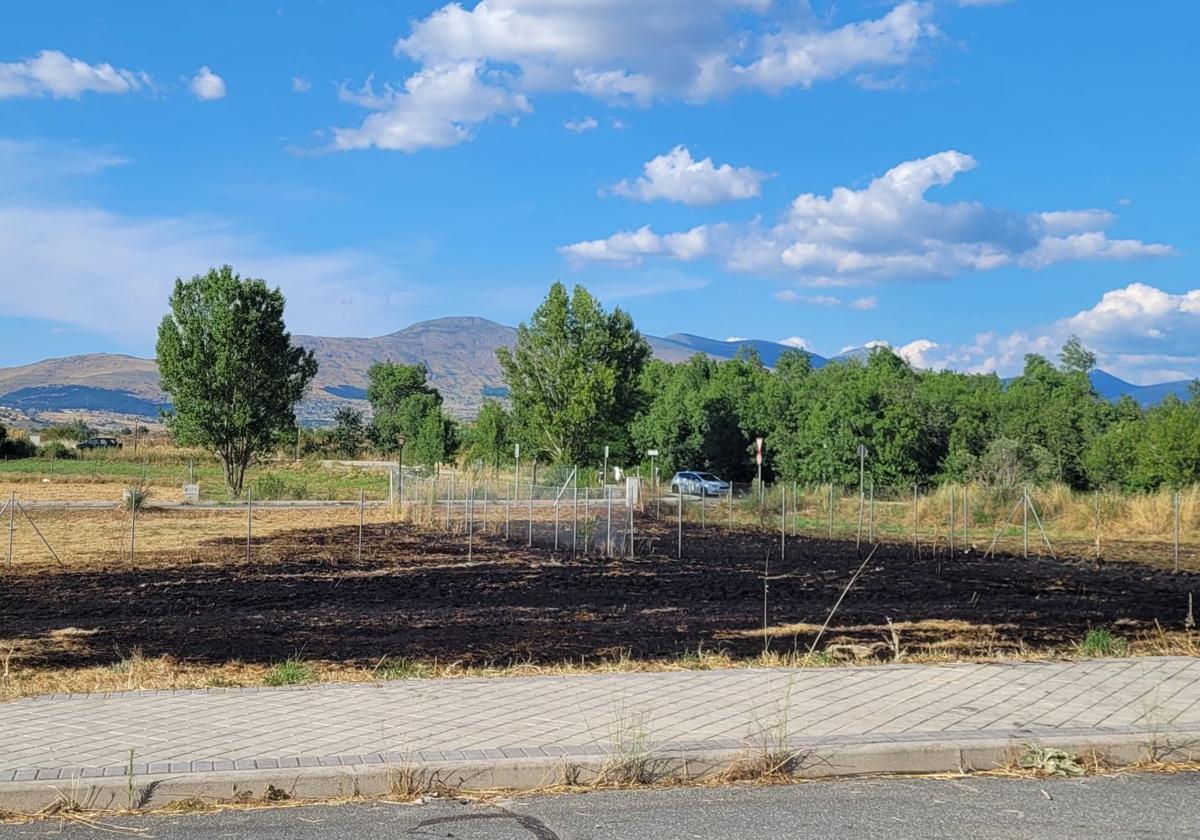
3,728,1198,815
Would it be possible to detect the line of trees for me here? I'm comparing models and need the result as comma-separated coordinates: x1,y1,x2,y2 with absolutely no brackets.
476,283,1200,492
131,269,1200,495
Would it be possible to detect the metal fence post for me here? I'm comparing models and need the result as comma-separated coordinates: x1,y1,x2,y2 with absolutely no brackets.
912,484,918,557
780,485,786,560
583,486,589,556
358,489,364,561
606,485,612,558
572,469,578,558
728,483,733,530
468,486,474,561
677,488,683,560
6,491,14,566
528,479,534,548
964,486,969,546
447,475,453,531
130,492,136,564
1175,491,1182,573
1023,488,1029,559
701,485,706,531
629,486,635,558
828,484,834,540
869,479,875,543
554,489,560,552
949,486,955,555
246,490,252,563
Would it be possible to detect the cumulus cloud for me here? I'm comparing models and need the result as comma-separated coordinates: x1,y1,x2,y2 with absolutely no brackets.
612,146,768,205
563,115,598,133
190,66,226,100
560,224,711,265
867,283,1200,383
332,63,530,151
0,50,150,99
774,291,878,309
292,76,312,93
565,150,1174,284
331,1,941,152
778,336,812,350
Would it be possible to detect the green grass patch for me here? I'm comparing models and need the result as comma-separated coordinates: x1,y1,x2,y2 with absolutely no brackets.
1076,627,1130,658
263,658,316,687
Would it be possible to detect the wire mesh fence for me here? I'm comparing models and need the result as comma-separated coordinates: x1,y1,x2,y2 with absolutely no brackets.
0,477,1196,571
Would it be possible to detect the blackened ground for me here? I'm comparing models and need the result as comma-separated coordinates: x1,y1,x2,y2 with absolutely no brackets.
3,518,1195,669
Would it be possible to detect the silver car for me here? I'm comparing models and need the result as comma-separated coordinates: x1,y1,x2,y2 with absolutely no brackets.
669,471,730,496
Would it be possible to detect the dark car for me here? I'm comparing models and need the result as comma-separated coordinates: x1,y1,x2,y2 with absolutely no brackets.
77,437,123,451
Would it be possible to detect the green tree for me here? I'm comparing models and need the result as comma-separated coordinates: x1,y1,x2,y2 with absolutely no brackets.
1058,335,1098,374
366,362,457,465
463,399,511,470
497,282,650,464
156,265,317,495
330,406,367,458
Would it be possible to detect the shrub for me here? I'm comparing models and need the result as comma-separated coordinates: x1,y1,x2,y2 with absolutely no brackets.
250,473,310,501
39,441,76,460
0,425,38,459
123,485,150,512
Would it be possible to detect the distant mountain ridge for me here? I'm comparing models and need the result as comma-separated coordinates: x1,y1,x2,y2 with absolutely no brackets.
0,317,1191,427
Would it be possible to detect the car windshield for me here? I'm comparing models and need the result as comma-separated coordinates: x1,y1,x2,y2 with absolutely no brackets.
696,473,720,482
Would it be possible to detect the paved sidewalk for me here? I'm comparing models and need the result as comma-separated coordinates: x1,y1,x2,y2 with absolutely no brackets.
2,657,1199,811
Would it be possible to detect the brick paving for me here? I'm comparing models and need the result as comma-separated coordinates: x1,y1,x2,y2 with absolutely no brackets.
2,658,1198,782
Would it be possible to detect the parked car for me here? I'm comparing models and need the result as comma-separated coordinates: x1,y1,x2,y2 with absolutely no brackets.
669,470,730,496
77,437,123,451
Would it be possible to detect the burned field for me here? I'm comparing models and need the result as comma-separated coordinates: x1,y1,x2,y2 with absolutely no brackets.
2,516,1197,680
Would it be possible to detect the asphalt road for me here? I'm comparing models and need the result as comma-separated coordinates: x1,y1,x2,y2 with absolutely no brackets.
7,774,1197,839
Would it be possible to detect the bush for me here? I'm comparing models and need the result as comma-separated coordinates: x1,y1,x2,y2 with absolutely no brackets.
39,441,77,460
0,424,38,459
250,473,310,501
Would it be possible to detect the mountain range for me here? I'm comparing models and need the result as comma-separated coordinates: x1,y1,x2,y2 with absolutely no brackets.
0,317,1191,428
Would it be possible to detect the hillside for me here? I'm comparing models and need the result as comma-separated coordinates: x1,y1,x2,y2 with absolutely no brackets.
0,320,1190,427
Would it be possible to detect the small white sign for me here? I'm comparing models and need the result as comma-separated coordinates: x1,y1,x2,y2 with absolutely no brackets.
183,484,201,504
647,449,659,457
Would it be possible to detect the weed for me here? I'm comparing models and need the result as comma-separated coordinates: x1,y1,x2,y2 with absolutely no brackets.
1076,627,1130,658
263,657,315,687
375,658,430,681
596,708,655,786
1018,744,1084,776
122,484,149,512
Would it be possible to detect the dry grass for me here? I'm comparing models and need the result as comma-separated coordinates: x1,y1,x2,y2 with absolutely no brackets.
3,629,1196,703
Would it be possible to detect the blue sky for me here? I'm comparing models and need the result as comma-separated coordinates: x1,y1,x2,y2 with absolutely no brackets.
1,1,1197,384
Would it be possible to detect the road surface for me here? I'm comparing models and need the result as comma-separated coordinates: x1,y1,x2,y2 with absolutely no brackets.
7,773,1196,839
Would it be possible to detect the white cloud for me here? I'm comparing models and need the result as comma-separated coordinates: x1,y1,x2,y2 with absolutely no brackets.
726,336,748,342
612,146,768,205
0,138,128,190
870,283,1200,384
778,336,812,350
565,150,1174,284
895,338,941,368
560,224,710,266
190,66,226,100
0,50,150,99
0,202,426,344
563,115,598,133
292,76,312,93
331,1,942,152
850,295,878,310
331,63,530,152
